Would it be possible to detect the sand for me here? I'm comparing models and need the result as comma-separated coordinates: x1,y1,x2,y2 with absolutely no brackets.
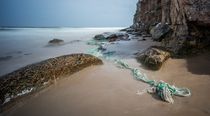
1,28,210,116
2,52,210,116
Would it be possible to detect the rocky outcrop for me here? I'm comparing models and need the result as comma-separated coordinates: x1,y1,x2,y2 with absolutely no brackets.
0,54,102,106
133,0,210,55
136,46,171,70
94,32,129,42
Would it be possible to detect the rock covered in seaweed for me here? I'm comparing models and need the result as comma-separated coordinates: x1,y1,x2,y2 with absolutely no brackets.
0,54,102,105
136,46,171,70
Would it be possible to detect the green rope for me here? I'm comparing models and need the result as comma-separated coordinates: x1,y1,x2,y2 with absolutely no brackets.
115,59,191,103
86,39,191,103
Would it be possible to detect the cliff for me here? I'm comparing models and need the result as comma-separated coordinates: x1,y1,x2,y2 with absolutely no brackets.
133,0,210,55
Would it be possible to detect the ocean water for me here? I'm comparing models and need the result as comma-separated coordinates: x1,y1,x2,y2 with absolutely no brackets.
0,27,122,76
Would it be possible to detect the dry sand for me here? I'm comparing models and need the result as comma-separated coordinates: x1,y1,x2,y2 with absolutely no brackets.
2,52,210,116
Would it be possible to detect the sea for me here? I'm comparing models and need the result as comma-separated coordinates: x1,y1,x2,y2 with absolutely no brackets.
0,27,122,76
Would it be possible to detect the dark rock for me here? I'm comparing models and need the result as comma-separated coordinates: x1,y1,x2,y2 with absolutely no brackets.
94,34,106,40
94,32,129,42
136,46,171,70
107,33,129,42
0,54,102,106
150,23,171,41
48,39,64,45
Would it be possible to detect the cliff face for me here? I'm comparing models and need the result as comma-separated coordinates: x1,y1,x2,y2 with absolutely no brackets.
133,0,210,54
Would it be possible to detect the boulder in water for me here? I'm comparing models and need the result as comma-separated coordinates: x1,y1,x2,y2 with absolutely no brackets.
48,38,64,45
93,32,129,42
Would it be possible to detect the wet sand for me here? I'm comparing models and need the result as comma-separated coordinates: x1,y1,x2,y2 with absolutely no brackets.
2,53,210,116
1,28,210,116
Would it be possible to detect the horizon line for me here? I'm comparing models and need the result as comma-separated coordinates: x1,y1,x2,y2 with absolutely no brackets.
0,26,127,29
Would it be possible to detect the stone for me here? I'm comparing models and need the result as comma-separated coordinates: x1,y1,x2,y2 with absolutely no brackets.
94,32,129,42
107,33,129,42
94,34,106,40
48,39,64,45
150,23,171,41
0,54,103,105
136,46,171,70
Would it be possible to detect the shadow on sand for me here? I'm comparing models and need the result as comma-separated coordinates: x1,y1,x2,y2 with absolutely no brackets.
186,52,210,75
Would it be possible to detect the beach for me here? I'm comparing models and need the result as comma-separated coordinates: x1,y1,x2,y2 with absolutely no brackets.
1,28,210,116
2,54,210,116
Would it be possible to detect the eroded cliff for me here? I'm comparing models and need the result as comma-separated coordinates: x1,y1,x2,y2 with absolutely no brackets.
133,0,210,55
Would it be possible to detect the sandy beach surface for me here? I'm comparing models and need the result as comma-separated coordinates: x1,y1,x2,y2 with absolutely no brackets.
2,53,210,116
1,28,210,116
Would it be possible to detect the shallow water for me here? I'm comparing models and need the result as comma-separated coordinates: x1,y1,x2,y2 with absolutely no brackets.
0,27,122,76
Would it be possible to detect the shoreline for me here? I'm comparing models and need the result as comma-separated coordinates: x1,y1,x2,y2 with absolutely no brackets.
1,28,210,115
0,27,125,30
2,53,210,116
0,54,103,108
0,28,121,76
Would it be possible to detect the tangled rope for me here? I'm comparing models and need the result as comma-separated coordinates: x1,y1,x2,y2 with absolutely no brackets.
115,60,191,103
86,39,191,103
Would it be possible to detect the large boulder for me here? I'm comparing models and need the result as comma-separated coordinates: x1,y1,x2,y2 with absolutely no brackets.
150,23,171,41
136,46,171,70
0,54,102,106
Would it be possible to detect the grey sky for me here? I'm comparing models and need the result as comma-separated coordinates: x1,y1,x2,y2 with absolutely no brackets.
0,0,138,27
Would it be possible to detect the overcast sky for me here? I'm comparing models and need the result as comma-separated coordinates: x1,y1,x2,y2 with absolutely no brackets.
0,0,138,27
